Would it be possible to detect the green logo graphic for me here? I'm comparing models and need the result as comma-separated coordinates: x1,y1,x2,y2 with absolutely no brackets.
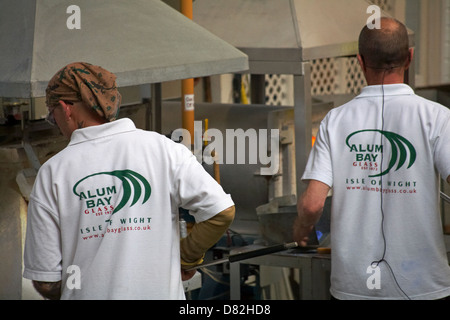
346,130,416,178
73,169,151,214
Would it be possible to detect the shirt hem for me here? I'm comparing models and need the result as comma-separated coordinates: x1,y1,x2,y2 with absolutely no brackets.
301,172,333,188
193,196,235,223
330,286,450,300
23,268,62,282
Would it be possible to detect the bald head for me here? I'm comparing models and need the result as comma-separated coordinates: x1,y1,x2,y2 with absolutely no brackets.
358,17,410,70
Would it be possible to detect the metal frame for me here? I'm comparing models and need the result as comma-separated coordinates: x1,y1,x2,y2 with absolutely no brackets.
229,247,331,300
242,60,312,196
442,192,450,204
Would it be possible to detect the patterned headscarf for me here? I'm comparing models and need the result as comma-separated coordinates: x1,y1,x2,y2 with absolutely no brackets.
46,62,122,121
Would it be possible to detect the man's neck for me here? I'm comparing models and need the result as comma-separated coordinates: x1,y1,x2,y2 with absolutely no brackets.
365,69,405,86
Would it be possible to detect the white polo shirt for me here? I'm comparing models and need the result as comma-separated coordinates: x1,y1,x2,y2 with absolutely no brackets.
303,84,450,300
23,118,234,299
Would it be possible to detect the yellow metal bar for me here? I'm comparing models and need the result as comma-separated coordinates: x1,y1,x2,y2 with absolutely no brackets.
181,0,195,140
180,0,193,19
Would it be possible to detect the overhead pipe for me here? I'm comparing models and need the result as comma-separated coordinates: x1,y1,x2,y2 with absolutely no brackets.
180,0,195,144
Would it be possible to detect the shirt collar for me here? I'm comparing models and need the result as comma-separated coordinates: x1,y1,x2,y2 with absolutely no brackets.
356,83,415,98
69,118,137,145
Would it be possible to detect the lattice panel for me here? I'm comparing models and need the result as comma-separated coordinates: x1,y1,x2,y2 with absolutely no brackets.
265,74,291,106
262,0,396,102
311,58,338,96
309,57,367,97
263,56,368,104
370,0,394,14
342,57,368,95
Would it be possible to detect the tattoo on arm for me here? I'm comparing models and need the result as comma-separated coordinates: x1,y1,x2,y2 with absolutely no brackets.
32,281,62,300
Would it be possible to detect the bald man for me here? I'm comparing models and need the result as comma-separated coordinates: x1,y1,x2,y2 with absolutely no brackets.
294,18,450,300
23,62,235,299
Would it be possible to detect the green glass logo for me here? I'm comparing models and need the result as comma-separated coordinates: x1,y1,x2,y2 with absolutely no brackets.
73,169,151,214
346,130,416,178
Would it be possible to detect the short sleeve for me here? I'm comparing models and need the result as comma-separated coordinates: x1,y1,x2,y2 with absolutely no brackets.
23,197,62,282
172,144,234,223
434,112,450,182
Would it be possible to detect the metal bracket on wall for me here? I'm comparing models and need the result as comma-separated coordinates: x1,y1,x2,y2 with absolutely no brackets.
22,140,41,173
441,192,450,204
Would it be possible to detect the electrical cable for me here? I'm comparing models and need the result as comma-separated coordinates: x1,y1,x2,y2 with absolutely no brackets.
367,66,411,300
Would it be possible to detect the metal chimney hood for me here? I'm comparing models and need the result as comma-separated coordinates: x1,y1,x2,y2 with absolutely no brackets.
193,0,414,74
0,0,249,98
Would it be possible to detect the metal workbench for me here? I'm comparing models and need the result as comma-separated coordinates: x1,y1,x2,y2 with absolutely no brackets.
229,245,331,300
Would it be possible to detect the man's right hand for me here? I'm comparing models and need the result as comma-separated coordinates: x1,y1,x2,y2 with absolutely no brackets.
181,269,196,281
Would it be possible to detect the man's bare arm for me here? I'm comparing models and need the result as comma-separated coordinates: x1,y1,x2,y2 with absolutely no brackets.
293,180,330,246
32,281,61,300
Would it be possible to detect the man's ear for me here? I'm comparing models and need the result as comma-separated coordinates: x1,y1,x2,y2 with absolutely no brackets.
404,48,414,70
58,100,73,121
357,54,366,73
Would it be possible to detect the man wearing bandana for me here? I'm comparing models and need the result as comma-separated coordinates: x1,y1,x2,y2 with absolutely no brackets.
23,62,235,300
